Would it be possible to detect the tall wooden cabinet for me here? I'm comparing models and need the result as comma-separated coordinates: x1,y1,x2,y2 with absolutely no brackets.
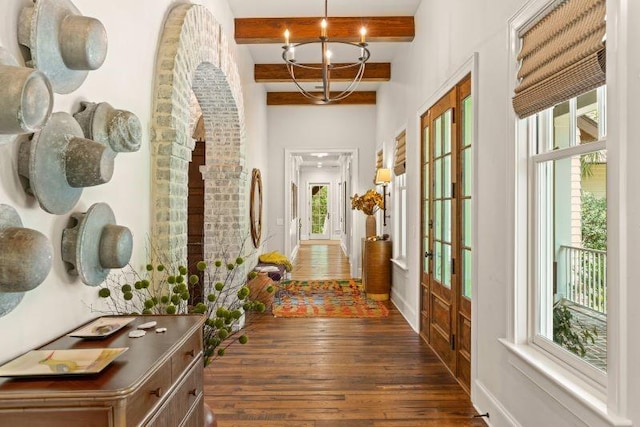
0,315,205,427
362,239,392,300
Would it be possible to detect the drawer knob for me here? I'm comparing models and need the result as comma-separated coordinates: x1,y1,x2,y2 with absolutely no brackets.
188,388,198,396
186,349,196,358
150,387,162,398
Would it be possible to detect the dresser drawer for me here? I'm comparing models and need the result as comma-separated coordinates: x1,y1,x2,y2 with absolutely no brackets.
171,328,202,381
145,363,203,427
0,407,111,427
126,359,173,426
180,395,204,427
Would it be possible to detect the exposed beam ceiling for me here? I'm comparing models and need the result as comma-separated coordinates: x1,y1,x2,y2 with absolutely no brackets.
255,63,390,83
267,91,376,106
235,17,415,44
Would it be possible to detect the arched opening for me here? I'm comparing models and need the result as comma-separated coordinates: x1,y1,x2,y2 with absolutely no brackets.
150,4,248,281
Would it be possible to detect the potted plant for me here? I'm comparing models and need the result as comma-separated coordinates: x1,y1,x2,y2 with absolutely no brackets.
98,259,273,365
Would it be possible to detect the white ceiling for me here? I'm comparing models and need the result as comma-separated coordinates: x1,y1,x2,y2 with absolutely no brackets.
228,0,423,94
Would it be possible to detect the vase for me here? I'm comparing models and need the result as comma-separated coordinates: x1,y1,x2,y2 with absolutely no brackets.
365,214,376,238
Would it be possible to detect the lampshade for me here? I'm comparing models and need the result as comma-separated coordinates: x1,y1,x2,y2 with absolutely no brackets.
375,168,392,184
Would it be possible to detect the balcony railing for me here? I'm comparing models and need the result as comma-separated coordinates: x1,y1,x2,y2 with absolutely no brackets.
560,245,607,314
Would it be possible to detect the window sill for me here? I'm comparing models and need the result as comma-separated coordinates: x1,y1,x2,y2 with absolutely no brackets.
390,258,408,271
499,339,631,427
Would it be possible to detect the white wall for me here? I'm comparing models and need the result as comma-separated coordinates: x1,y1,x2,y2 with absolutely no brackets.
266,105,377,268
374,0,640,426
0,0,267,363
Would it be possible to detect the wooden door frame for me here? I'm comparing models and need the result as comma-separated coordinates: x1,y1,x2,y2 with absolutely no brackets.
415,54,478,395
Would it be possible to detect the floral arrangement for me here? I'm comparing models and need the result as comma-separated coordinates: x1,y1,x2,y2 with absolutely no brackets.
95,244,274,366
351,189,384,215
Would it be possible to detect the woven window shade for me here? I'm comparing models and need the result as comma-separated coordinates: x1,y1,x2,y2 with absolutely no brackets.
376,150,383,170
394,131,406,176
513,0,606,118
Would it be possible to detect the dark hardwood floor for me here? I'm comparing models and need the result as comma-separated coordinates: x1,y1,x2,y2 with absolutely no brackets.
203,241,484,426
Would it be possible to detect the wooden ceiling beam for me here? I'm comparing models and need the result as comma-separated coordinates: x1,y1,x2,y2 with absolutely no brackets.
267,91,376,106
255,63,390,83
235,17,414,44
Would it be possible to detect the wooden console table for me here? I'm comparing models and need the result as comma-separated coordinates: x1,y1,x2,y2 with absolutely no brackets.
362,239,392,301
0,314,205,427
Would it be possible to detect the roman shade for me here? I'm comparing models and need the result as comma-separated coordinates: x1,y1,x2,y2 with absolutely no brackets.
394,131,406,176
513,0,606,118
374,149,384,183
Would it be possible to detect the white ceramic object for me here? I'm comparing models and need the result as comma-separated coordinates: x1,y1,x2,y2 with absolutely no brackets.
128,330,146,338
18,112,115,214
18,0,108,94
62,203,133,287
137,321,157,330
0,48,53,146
0,204,53,317
73,102,142,153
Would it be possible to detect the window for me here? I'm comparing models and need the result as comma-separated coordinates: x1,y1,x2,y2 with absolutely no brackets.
527,87,607,383
393,131,407,262
394,173,407,260
511,0,608,388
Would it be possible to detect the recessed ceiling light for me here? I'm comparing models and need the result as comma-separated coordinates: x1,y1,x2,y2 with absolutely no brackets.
311,153,328,158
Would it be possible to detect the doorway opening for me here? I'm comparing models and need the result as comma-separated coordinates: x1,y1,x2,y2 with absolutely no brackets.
309,183,330,239
284,149,359,277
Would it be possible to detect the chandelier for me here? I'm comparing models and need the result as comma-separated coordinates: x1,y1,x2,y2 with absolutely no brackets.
282,0,370,104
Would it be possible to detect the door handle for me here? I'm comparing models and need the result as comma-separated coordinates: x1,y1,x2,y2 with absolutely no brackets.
424,251,433,258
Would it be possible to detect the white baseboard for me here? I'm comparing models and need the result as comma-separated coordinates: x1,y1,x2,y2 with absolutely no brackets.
473,380,521,427
390,290,418,332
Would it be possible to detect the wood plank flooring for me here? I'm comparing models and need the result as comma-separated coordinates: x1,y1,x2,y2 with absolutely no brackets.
203,241,484,426
290,240,351,281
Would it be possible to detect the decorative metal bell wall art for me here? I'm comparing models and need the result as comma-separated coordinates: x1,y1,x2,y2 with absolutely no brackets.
18,0,108,94
62,203,133,287
18,112,116,215
73,102,142,154
0,204,53,317
0,47,53,146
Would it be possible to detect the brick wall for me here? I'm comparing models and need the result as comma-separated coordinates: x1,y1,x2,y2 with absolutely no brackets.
150,3,248,277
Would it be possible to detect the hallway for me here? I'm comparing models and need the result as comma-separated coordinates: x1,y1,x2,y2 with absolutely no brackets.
290,240,351,281
204,241,484,426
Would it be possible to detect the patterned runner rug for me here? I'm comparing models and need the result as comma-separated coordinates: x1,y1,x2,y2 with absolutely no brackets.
272,279,389,318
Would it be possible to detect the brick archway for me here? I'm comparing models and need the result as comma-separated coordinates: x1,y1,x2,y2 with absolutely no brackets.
150,3,247,266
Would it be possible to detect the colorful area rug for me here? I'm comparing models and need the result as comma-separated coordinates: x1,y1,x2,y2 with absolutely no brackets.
272,279,389,318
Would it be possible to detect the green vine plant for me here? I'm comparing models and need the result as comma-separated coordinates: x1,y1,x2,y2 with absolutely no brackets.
93,240,275,366
552,299,598,358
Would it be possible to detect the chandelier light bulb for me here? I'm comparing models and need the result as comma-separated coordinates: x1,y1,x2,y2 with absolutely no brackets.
280,0,370,104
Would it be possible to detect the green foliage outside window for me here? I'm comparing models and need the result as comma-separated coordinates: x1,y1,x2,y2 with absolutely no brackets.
581,191,607,251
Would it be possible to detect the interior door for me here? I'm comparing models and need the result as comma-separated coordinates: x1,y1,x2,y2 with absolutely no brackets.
309,183,330,239
420,75,472,392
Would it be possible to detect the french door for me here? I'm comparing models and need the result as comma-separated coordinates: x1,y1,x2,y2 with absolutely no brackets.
420,75,472,392
309,183,330,239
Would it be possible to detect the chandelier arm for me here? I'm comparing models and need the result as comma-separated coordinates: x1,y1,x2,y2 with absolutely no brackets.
279,0,370,104
327,62,367,102
285,62,328,103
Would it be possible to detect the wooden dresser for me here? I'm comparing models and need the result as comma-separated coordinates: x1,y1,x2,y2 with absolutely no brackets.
362,239,392,301
0,315,205,427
